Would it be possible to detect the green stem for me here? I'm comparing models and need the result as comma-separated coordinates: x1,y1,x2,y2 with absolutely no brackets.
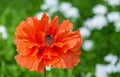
44,68,46,77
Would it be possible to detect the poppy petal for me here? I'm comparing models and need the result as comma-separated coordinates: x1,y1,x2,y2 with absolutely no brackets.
38,60,45,73
58,20,73,34
15,17,41,42
15,40,40,56
51,42,64,48
15,21,27,39
48,16,59,36
29,59,39,72
52,57,66,68
39,13,49,32
15,55,35,69
61,51,80,69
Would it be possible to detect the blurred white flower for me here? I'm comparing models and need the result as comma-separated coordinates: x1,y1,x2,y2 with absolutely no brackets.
96,54,120,77
36,12,44,19
79,27,91,37
48,6,58,15
82,40,94,51
46,65,52,71
85,72,91,77
0,25,8,39
41,0,58,10
60,2,71,11
104,54,118,65
107,12,120,22
114,20,120,32
104,0,120,7
60,2,80,19
112,61,120,72
84,15,108,30
40,0,80,20
95,64,108,77
40,0,58,15
92,4,107,15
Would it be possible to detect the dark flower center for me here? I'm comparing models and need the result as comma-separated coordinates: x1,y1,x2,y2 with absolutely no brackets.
45,34,54,46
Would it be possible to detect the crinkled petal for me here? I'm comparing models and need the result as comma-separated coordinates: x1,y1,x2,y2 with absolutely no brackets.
43,47,58,59
15,55,36,69
51,42,64,48
58,20,73,34
52,57,66,68
15,40,40,56
48,16,59,36
61,50,80,69
38,60,45,73
15,21,28,39
30,59,39,72
15,55,45,73
62,51,80,69
15,17,44,42
52,50,80,69
39,13,49,32
53,30,82,53
42,47,59,66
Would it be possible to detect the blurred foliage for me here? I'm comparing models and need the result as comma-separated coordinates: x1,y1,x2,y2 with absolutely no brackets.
0,0,120,77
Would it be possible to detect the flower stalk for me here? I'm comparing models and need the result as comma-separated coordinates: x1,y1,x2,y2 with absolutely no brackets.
44,68,46,77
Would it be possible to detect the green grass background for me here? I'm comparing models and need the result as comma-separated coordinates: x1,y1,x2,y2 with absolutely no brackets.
0,0,120,77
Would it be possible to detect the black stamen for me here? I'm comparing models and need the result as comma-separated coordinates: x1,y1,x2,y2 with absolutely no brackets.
45,34,53,46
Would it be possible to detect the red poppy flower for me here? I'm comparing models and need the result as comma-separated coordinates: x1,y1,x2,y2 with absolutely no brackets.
14,13,82,73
